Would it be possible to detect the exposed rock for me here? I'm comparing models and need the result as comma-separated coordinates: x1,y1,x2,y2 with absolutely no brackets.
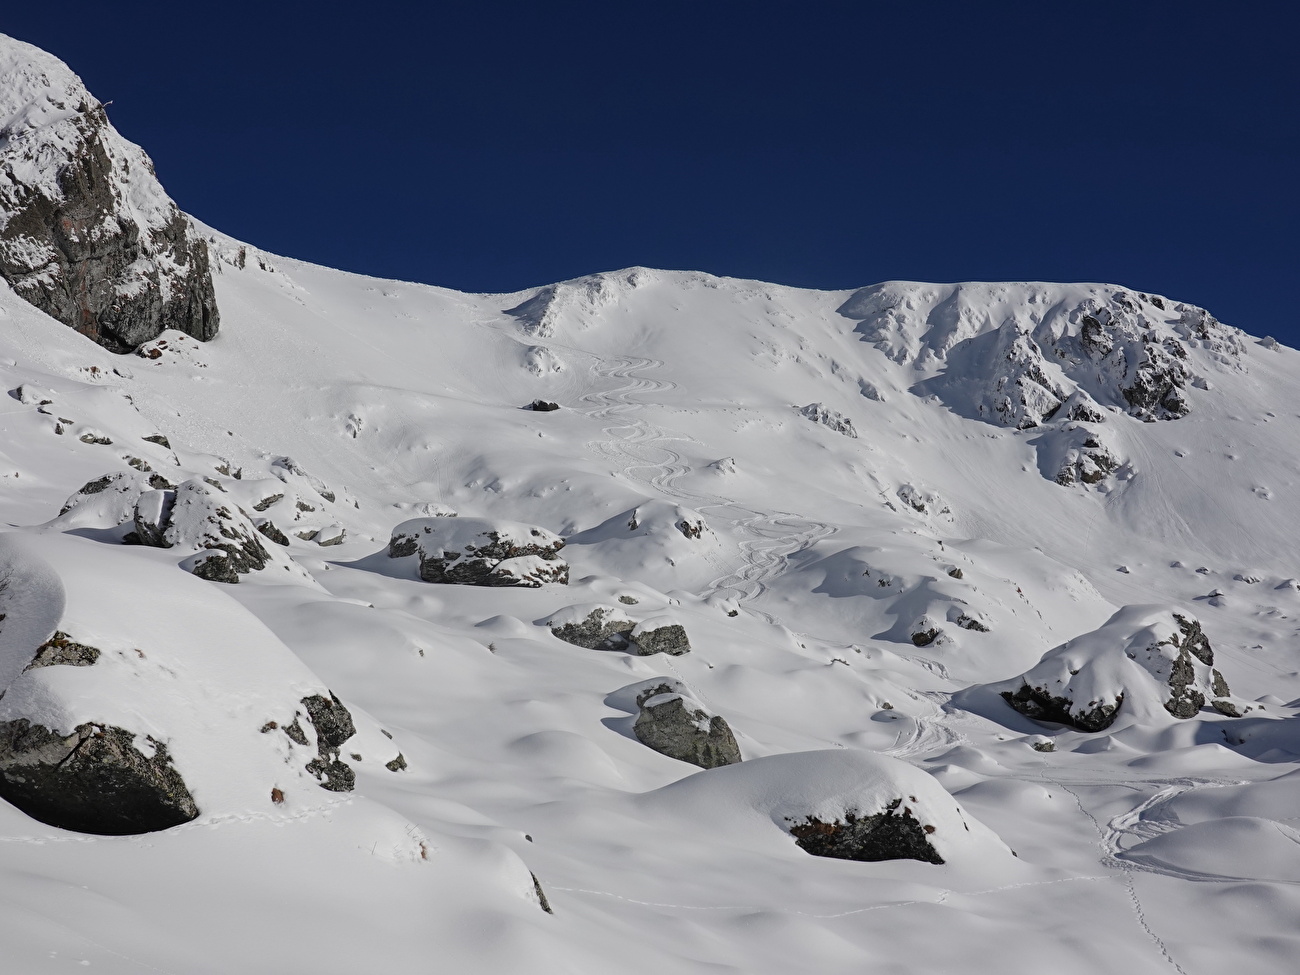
787,799,944,864
954,613,989,632
299,692,357,793
390,516,568,587
0,36,218,353
799,402,857,438
524,399,560,411
487,555,569,587
629,618,691,656
385,753,407,772
141,479,271,583
315,525,346,547
256,520,290,546
996,607,1242,732
24,630,100,670
633,681,742,769
546,605,636,650
530,873,553,914
0,718,198,834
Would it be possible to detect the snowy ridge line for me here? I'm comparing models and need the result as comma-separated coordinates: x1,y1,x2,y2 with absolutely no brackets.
550,873,1112,918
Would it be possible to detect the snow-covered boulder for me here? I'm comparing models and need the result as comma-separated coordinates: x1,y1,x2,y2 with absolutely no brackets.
632,679,741,769
565,500,722,591
0,532,403,834
0,35,218,352
137,478,284,584
544,604,636,650
388,516,568,587
996,607,1242,732
642,749,1011,865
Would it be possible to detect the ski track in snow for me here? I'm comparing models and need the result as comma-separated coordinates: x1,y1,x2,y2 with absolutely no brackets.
577,352,838,625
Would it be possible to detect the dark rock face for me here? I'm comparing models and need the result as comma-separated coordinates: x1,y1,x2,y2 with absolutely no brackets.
787,799,944,864
549,607,636,650
633,683,742,769
0,718,198,834
531,873,553,914
0,58,218,353
299,693,357,792
525,400,560,412
1001,684,1124,733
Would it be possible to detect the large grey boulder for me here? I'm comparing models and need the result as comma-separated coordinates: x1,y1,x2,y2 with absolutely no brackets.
628,617,691,656
389,516,569,587
0,36,218,353
0,717,198,835
633,681,741,769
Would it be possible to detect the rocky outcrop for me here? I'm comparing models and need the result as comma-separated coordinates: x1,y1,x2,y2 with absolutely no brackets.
299,693,357,792
546,605,637,650
0,36,218,353
136,479,273,583
787,799,944,864
633,681,741,769
0,718,198,835
389,516,569,587
996,607,1244,732
799,402,857,438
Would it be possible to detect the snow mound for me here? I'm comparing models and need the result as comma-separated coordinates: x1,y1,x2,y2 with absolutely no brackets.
0,532,403,829
641,749,1011,865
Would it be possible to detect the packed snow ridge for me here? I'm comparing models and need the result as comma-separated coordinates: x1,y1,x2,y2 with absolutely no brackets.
1,31,1299,975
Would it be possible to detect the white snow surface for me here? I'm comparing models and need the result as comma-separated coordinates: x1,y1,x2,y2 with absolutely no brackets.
0,53,1299,973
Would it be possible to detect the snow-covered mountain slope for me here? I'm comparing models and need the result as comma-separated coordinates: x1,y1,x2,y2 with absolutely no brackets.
3,38,1300,975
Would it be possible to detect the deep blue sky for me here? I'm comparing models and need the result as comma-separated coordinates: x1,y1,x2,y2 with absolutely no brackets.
7,2,1298,341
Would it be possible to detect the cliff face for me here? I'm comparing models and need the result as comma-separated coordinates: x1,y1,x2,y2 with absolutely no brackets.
0,34,217,352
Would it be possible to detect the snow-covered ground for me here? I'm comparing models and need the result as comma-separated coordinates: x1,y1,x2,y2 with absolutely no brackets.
4,35,1300,975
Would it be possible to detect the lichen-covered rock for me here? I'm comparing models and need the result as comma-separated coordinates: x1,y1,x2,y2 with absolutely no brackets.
545,605,636,650
633,681,741,769
0,36,218,353
390,516,568,587
629,617,691,656
995,607,1244,732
